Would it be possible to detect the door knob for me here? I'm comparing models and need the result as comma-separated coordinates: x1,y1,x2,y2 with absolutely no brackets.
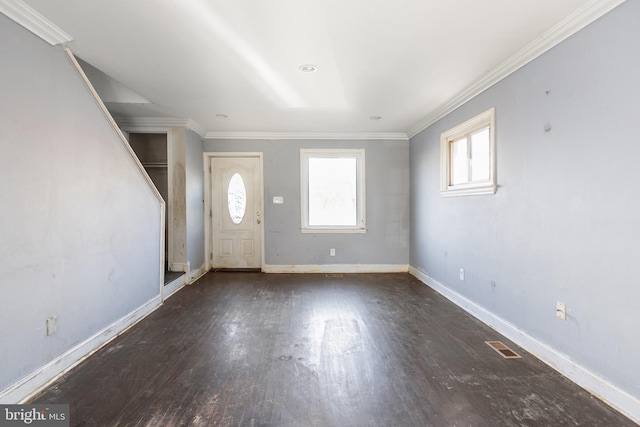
257,219,261,224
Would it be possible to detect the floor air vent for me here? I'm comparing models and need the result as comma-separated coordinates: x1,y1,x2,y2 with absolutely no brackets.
485,341,522,359
325,274,344,278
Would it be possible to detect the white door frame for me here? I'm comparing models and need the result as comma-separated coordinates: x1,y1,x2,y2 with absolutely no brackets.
203,152,265,271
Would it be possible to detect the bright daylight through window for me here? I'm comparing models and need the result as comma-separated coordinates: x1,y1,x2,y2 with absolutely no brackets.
301,149,365,233
227,173,246,224
440,107,496,196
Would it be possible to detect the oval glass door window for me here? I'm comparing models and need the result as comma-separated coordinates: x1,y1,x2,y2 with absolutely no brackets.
227,173,246,224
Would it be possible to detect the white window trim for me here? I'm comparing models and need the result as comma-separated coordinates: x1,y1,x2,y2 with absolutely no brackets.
300,149,366,233
440,107,496,197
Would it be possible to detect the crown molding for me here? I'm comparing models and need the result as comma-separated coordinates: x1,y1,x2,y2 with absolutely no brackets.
0,0,72,45
115,117,206,138
115,118,408,141
184,119,207,138
407,0,627,138
204,131,409,141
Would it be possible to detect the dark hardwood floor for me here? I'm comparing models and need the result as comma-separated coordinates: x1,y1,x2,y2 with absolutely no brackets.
31,273,634,426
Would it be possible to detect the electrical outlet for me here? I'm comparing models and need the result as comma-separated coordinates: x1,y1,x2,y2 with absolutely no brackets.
330,248,335,256
459,268,465,281
556,302,566,320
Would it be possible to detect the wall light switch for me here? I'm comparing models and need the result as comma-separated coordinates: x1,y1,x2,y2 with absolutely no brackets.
556,302,566,320
273,196,284,204
46,316,57,336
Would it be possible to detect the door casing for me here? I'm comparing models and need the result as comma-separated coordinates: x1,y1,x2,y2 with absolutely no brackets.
203,152,265,271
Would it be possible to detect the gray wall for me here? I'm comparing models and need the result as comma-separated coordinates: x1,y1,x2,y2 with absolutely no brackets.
186,129,205,273
410,1,640,399
204,139,410,266
0,15,162,394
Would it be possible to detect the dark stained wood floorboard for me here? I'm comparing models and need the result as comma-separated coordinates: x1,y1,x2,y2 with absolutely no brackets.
31,273,635,426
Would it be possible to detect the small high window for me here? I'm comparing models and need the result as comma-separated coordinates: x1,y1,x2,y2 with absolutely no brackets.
440,107,496,196
300,149,366,233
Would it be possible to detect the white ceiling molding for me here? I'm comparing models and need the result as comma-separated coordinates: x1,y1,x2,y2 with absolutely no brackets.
0,0,71,45
115,120,409,141
204,132,409,141
115,117,206,138
185,119,207,138
407,0,627,138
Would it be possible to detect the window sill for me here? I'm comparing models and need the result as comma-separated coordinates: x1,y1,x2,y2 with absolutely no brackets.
440,183,496,197
300,227,367,234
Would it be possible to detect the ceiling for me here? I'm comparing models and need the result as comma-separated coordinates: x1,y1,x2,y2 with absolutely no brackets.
12,0,622,138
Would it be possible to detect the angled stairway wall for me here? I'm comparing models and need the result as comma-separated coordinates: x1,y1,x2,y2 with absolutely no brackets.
0,14,164,402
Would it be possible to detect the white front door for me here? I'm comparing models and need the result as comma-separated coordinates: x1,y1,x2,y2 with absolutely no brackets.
210,156,262,269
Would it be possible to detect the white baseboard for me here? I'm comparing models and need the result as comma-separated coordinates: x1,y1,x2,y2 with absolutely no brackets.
163,275,185,300
0,295,162,404
188,264,207,283
170,262,189,273
263,264,409,274
409,266,640,424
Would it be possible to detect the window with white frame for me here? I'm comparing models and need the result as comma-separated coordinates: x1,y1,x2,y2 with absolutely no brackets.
440,107,496,196
300,149,366,233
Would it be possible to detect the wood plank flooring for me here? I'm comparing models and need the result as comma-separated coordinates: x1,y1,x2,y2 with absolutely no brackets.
31,273,635,426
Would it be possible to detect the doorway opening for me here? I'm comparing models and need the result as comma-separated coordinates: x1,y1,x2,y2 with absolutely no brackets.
129,132,182,285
